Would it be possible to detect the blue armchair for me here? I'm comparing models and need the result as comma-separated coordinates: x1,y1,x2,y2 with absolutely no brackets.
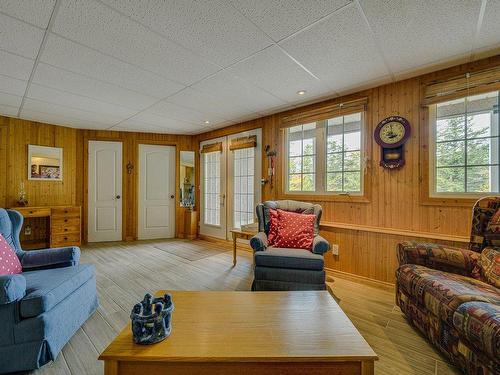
250,200,330,291
0,208,98,374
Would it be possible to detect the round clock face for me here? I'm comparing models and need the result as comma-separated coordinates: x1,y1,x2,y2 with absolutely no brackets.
379,121,406,144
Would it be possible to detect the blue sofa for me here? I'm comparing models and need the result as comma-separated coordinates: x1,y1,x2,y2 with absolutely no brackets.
0,208,98,373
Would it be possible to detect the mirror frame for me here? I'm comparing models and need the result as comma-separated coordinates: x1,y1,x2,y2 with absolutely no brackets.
28,145,63,181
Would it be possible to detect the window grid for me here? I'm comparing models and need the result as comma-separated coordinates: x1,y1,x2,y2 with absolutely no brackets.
203,151,220,226
233,147,255,229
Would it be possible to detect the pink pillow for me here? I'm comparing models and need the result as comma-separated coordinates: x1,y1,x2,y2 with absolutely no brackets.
0,233,22,275
272,209,315,250
267,209,279,245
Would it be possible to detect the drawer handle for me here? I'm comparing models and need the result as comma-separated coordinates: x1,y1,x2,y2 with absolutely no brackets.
64,237,68,240
29,211,34,214
64,219,68,222
64,210,68,213
64,228,68,232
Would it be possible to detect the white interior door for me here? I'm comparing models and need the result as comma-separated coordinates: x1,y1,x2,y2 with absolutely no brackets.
88,140,122,242
138,144,176,240
200,137,227,239
227,129,262,238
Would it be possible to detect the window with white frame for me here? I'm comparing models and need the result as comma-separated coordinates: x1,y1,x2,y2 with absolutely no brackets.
430,91,499,195
285,112,363,194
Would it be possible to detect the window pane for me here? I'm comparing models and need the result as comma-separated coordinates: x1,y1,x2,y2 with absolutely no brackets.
327,153,342,172
327,134,342,153
467,138,491,165
289,157,302,174
467,166,490,192
344,131,361,151
288,174,301,191
436,116,465,141
344,171,361,192
436,141,465,166
467,113,491,138
327,172,342,192
302,138,315,155
437,97,465,118
289,140,301,156
302,174,315,191
344,151,361,171
436,167,465,192
302,156,315,173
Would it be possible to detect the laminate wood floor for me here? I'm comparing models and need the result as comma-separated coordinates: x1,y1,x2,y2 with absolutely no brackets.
28,239,460,375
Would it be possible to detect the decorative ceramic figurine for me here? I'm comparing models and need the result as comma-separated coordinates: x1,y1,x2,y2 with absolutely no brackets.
130,293,174,345
17,181,28,206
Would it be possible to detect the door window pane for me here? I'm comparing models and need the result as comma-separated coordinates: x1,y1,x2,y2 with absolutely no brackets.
203,151,220,225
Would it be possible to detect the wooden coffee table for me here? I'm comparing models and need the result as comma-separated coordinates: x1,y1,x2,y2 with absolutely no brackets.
99,291,377,375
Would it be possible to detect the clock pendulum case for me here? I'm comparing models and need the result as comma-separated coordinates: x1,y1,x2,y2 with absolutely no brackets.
374,116,411,169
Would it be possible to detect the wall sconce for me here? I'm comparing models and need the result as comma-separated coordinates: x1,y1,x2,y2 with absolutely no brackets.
126,162,134,175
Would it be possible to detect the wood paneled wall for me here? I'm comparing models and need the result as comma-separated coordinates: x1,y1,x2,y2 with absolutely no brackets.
0,117,196,242
196,56,500,284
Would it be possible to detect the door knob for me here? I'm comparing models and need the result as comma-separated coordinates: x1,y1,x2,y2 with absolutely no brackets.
170,194,175,199
116,195,121,199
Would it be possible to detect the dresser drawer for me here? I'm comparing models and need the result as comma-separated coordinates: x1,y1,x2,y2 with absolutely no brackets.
16,207,51,218
51,217,81,235
51,232,81,247
51,207,81,219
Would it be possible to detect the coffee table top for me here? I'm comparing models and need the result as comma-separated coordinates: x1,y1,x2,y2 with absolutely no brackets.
99,291,377,363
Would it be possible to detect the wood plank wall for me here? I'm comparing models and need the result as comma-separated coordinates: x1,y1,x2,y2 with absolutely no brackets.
0,117,196,242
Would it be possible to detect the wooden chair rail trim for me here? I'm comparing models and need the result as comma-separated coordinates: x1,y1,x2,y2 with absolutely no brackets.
320,221,469,243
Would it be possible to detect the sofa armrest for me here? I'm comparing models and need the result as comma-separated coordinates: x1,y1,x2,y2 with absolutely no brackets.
397,241,480,277
250,232,268,252
312,235,330,255
0,274,26,304
21,246,81,270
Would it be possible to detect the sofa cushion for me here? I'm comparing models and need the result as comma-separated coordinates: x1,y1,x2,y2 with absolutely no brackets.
397,264,500,324
20,264,95,318
254,266,325,285
453,301,500,360
255,247,324,271
477,247,500,288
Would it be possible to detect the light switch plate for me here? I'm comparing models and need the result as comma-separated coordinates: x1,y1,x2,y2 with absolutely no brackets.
332,244,339,256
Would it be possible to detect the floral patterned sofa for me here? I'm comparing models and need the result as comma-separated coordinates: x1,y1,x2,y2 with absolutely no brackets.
396,197,500,375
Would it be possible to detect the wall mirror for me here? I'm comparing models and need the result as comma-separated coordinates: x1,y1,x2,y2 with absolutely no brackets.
179,151,195,208
28,145,63,181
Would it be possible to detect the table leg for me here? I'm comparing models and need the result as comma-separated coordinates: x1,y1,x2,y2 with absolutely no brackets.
104,360,118,375
232,233,237,266
361,360,374,375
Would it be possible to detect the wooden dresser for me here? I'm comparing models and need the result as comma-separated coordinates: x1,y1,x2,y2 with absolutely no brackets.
11,206,82,250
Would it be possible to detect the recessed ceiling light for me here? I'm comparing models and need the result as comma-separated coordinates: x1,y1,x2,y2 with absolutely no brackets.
297,90,307,95
204,120,210,124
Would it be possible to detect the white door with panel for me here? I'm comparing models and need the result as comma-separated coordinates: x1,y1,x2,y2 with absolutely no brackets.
138,144,176,240
200,130,262,240
88,141,123,242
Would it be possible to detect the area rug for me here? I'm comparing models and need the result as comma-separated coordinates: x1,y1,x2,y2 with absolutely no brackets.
153,240,229,261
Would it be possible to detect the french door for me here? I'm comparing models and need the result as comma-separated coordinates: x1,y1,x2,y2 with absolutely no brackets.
200,129,262,240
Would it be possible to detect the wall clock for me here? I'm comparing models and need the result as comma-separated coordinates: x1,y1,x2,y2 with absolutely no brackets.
374,116,411,169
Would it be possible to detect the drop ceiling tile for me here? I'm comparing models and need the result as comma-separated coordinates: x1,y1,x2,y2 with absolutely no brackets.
22,98,125,125
21,109,111,129
40,34,186,99
0,74,28,96
0,13,44,58
228,45,332,103
102,0,273,67
279,3,389,92
148,101,226,125
230,0,351,41
27,83,137,118
0,0,56,28
0,104,19,117
52,0,219,84
121,113,205,133
33,63,157,110
475,0,500,50
359,0,479,73
0,92,22,107
0,50,35,80
191,70,287,114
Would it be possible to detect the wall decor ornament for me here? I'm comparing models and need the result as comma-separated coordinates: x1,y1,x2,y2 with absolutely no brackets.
374,116,411,169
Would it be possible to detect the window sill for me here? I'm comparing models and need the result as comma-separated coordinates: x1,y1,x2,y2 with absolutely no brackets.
279,192,370,203
420,195,495,207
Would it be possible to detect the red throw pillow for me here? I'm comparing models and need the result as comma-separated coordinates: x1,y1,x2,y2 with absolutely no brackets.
273,209,315,250
0,233,22,275
267,209,279,245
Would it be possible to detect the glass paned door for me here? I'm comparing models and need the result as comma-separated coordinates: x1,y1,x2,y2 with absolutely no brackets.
199,137,226,239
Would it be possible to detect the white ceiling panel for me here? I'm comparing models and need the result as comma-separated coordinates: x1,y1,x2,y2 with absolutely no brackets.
101,0,273,67
359,0,480,74
191,69,286,114
21,109,111,129
0,13,44,59
33,63,157,110
228,45,332,103
40,34,186,99
120,112,206,132
0,104,19,117
52,0,219,85
0,50,34,81
22,98,125,125
279,3,389,92
0,92,22,108
230,0,351,41
0,74,28,96
148,101,227,125
27,83,137,118
0,0,56,28
475,0,500,50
